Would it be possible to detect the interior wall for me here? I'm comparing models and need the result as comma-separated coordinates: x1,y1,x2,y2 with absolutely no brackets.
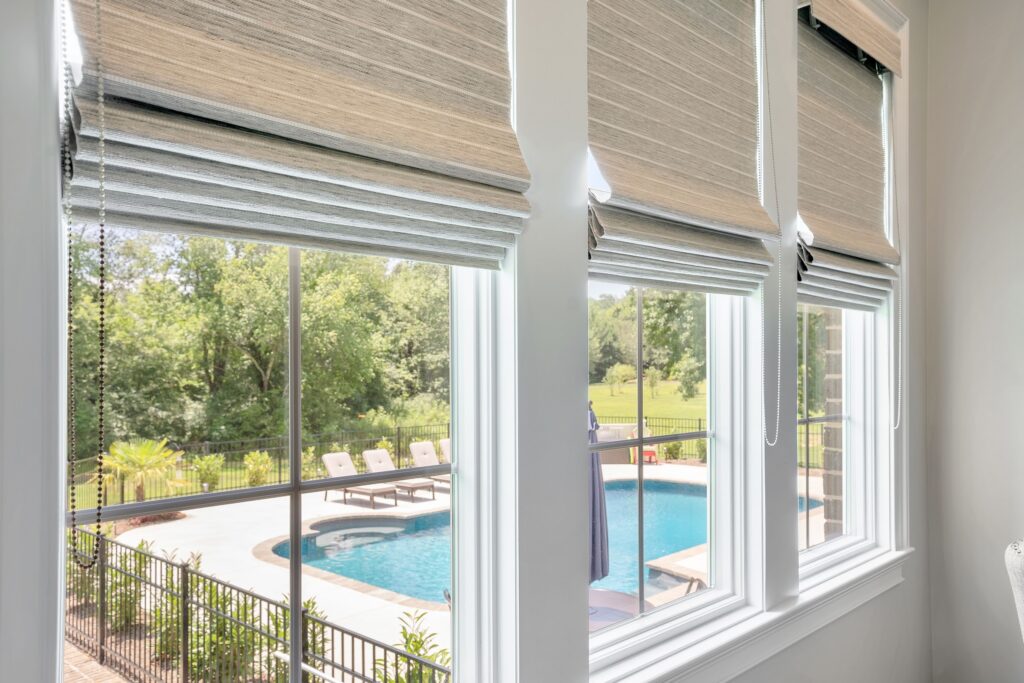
732,0,933,679
926,1,1024,681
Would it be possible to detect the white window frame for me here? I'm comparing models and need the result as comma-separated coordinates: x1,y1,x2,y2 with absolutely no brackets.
587,0,913,679
588,290,752,670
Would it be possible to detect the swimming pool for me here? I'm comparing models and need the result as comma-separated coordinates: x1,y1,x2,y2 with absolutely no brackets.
275,480,821,602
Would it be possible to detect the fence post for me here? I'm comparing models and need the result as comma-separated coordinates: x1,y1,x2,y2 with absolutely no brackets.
300,607,310,683
180,562,190,683
97,537,107,664
395,426,402,469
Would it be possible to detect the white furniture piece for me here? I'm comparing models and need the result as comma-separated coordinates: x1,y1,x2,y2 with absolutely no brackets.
1007,540,1024,643
321,452,397,509
439,438,452,463
408,441,451,485
362,448,435,500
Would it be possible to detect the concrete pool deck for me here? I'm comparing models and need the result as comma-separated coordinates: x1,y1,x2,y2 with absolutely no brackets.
114,463,827,647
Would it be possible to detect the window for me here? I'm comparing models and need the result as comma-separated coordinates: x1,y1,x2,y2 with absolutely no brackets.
587,280,712,630
63,227,461,681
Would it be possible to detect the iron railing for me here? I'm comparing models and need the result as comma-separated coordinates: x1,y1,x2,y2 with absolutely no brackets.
595,415,707,460
69,424,451,508
65,529,451,683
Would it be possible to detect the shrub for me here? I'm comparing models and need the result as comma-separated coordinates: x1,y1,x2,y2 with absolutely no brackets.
106,540,152,632
376,610,451,683
662,441,683,461
300,446,322,480
267,597,328,682
152,552,202,660
187,575,258,682
243,450,273,487
696,438,708,463
194,454,224,491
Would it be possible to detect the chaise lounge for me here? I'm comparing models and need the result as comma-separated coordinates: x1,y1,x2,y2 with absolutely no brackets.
408,441,451,485
321,452,398,509
362,448,436,500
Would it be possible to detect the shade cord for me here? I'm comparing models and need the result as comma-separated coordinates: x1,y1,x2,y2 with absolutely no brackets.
760,0,783,448
66,0,108,570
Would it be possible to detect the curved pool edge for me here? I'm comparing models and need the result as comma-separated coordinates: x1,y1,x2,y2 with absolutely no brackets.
252,523,450,613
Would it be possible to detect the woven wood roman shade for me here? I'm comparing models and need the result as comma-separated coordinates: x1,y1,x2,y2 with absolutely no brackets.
797,20,897,308
809,0,902,77
68,0,528,268
587,0,777,294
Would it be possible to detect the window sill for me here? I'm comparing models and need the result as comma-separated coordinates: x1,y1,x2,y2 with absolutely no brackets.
589,548,912,682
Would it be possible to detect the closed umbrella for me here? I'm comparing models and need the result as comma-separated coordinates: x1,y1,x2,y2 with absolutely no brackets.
589,401,610,583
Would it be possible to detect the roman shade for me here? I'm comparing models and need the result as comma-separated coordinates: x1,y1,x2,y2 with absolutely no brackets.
587,0,778,294
67,0,528,269
809,0,902,77
797,20,897,309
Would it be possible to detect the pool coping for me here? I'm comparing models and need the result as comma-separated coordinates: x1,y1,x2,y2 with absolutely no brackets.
252,509,450,613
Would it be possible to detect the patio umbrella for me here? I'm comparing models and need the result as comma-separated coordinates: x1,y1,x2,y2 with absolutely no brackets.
589,402,610,583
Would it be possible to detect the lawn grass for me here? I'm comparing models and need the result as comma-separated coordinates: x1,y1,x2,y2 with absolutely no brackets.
588,379,707,421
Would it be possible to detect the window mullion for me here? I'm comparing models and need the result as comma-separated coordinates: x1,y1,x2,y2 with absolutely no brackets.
286,247,303,683
635,289,645,614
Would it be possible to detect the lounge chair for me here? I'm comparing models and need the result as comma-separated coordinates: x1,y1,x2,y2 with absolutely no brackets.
362,448,435,500
408,441,451,485
439,438,452,463
321,452,397,509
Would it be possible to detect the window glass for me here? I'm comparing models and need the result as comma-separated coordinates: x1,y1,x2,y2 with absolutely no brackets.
797,303,845,550
63,229,456,681
587,281,711,632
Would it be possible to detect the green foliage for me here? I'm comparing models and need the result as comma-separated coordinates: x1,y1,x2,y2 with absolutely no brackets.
300,446,322,480
645,367,663,397
243,450,273,487
603,363,636,396
152,552,202,661
100,438,184,503
67,229,452,461
266,597,328,682
187,575,259,681
194,454,224,490
375,437,395,454
376,610,452,683
107,541,153,632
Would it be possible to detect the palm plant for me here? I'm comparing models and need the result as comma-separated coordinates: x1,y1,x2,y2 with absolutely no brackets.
98,438,184,502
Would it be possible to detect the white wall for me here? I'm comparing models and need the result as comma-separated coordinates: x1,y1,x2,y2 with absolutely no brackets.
732,0,934,679
0,0,64,680
926,1,1024,681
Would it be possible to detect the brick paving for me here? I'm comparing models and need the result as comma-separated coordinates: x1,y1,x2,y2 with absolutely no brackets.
63,641,128,683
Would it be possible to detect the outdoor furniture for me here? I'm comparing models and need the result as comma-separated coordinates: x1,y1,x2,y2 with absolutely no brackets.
362,448,436,500
439,438,451,463
408,441,451,485
321,452,397,509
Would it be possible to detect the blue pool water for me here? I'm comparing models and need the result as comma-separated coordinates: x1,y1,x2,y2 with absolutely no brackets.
276,481,821,602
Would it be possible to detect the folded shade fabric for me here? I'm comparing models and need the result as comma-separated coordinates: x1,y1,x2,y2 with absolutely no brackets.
798,21,897,267
588,0,777,242
588,205,773,295
797,243,895,311
69,97,527,269
809,0,902,77
70,0,528,191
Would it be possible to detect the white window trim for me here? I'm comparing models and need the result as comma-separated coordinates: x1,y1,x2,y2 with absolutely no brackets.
588,292,753,668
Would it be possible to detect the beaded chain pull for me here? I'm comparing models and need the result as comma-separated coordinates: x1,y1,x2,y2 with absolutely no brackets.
66,0,108,570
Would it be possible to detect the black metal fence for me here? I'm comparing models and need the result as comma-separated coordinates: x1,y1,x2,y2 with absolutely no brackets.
66,529,451,682
69,423,451,508
595,415,707,461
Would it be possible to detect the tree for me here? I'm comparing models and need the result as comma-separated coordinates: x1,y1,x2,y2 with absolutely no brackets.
99,438,184,502
604,363,636,396
642,289,706,400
